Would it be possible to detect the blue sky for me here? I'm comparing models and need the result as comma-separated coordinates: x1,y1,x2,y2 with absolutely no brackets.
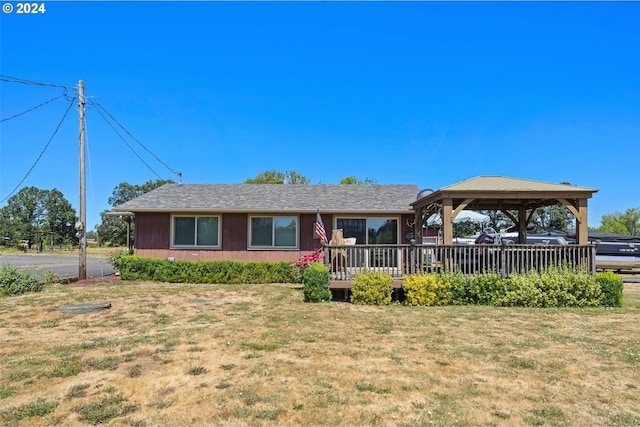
1,1,638,231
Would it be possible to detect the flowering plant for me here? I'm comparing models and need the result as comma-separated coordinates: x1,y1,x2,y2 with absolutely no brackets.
290,248,324,272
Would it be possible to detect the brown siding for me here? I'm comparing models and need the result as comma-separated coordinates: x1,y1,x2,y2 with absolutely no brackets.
300,213,330,251
221,213,247,251
133,212,319,263
135,213,170,250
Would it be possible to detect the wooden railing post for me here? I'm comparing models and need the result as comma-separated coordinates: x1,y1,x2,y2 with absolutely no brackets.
501,240,508,278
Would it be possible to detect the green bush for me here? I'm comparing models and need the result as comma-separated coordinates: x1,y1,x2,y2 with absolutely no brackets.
402,274,453,306
302,262,331,303
350,271,393,305
117,256,300,284
464,273,505,305
0,264,42,296
596,271,624,307
42,271,61,286
496,272,544,307
535,267,601,307
106,250,127,271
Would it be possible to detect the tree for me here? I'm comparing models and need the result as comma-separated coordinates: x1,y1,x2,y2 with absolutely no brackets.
97,179,172,247
0,186,77,249
530,204,574,232
245,170,285,184
284,171,310,184
340,176,377,185
245,170,310,184
43,189,77,246
479,210,513,232
597,208,640,235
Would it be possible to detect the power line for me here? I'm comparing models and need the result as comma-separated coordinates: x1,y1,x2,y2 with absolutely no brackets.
89,100,164,181
0,74,71,90
0,97,77,204
90,100,182,179
0,94,67,123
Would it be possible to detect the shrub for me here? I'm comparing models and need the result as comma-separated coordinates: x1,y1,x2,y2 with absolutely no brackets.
402,274,452,306
302,262,331,303
496,272,544,307
464,273,505,305
117,256,299,284
107,250,127,271
0,264,42,296
536,266,601,307
42,271,61,286
596,271,624,307
291,248,324,272
351,271,393,305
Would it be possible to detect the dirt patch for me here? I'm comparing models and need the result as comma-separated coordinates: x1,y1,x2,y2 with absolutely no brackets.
72,274,122,287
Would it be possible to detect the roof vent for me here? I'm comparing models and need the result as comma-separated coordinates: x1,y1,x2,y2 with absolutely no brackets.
417,188,434,200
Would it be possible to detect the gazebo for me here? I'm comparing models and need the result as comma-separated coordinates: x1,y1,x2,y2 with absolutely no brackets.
411,176,598,245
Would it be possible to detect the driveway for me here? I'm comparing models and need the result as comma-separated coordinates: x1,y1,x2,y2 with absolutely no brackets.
0,254,116,281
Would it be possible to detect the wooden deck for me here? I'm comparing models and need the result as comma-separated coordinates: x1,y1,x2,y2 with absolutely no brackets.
323,243,597,280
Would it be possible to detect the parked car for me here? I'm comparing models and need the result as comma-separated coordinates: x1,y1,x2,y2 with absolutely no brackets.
474,232,568,245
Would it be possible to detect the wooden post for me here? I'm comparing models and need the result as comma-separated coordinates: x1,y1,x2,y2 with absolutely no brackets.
78,80,86,280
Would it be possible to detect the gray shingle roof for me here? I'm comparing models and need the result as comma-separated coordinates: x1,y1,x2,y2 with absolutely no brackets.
114,184,421,214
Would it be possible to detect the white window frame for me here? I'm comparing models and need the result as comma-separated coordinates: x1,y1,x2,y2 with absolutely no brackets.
171,214,221,249
248,215,299,249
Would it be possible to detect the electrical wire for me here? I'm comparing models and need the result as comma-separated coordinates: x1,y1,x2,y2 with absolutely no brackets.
88,100,165,181
0,97,77,204
0,74,71,90
0,94,67,123
89,100,181,179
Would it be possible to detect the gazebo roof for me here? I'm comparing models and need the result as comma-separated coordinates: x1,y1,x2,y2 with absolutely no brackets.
412,176,598,211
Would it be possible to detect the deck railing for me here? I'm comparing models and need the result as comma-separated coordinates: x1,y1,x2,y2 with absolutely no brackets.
323,243,596,280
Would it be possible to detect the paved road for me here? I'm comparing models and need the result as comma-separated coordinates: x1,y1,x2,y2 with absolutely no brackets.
0,254,116,281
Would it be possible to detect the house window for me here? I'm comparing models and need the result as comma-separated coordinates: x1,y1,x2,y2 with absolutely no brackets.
172,215,220,247
335,217,399,267
336,218,398,244
250,216,297,248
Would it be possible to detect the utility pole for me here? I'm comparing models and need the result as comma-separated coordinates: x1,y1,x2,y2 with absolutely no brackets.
78,80,86,280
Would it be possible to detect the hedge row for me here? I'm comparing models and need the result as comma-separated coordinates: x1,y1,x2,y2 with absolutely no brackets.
118,255,301,284
350,267,624,308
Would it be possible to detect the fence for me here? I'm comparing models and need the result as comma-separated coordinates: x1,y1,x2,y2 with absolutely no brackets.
323,243,596,280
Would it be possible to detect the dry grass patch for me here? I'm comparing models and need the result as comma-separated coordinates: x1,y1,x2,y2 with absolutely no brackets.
0,280,639,426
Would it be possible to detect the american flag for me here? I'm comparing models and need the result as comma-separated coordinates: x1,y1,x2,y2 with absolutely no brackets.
315,209,328,244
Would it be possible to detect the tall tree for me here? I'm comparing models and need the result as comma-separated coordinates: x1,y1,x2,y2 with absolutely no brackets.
0,186,77,249
284,171,310,184
245,170,310,184
340,176,377,185
597,208,640,235
97,179,173,247
530,204,574,232
43,189,77,246
245,170,285,184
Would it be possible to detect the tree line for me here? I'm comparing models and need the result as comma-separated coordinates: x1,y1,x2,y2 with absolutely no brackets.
1,170,638,249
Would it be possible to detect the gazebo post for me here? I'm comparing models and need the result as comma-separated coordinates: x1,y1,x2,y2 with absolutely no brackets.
518,206,527,244
442,198,453,245
576,198,589,245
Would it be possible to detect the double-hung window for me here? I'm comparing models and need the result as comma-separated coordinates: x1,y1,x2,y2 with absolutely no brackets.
172,215,220,248
250,216,297,248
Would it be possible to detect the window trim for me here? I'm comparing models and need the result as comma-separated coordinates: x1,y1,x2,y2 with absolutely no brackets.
248,215,299,249
170,214,221,249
